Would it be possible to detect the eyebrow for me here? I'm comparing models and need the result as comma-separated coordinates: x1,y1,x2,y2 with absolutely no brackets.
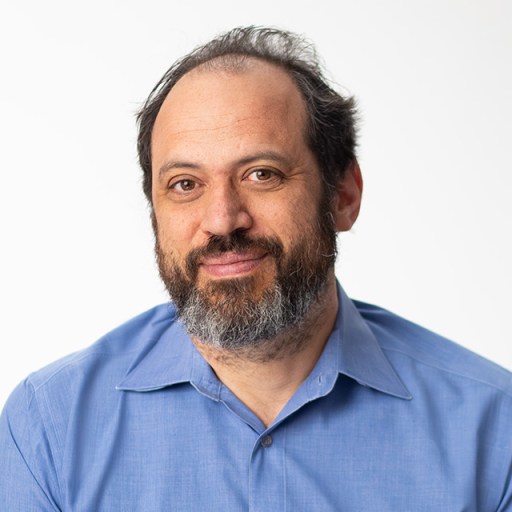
158,151,291,178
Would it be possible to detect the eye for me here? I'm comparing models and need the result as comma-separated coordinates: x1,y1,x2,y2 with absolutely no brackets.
169,178,197,193
245,168,282,184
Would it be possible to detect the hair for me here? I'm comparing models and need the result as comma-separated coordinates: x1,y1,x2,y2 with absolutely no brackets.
136,26,358,204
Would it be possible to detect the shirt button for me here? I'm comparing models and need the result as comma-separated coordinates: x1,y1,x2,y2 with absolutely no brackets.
260,435,273,448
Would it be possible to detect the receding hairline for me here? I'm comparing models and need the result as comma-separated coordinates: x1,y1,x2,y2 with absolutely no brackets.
194,53,254,73
168,54,310,121
177,53,299,85
161,55,309,124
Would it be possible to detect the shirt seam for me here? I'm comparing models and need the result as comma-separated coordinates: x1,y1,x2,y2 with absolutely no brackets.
24,380,63,510
381,346,512,398
29,348,139,393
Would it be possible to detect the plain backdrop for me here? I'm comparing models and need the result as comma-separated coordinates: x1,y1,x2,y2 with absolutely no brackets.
1,0,511,408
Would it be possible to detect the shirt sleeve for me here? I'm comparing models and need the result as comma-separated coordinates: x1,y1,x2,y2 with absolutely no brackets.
0,379,62,511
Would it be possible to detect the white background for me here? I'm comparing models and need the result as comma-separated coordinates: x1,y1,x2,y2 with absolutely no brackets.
1,0,511,408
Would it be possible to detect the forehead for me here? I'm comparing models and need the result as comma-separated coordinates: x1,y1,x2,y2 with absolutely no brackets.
151,59,309,156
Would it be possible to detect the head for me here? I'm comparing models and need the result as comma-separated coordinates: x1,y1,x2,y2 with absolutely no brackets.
137,26,358,205
137,27,362,355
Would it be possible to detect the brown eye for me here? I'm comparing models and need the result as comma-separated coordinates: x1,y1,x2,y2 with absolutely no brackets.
247,168,281,182
171,179,196,192
253,169,272,181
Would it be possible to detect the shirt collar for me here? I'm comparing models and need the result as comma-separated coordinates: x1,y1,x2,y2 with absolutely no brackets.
333,285,412,399
116,284,412,400
116,318,205,392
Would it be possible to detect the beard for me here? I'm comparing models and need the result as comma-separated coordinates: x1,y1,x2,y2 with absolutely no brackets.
154,199,337,354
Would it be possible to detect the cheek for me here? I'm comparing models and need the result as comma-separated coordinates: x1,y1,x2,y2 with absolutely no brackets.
271,193,320,236
154,207,199,258
258,207,304,250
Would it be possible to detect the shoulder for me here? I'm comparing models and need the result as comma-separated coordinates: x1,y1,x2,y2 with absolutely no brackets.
1,303,178,474
353,299,512,397
7,303,176,408
0,304,177,509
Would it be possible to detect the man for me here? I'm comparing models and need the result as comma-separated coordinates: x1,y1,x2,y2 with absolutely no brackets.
1,26,511,511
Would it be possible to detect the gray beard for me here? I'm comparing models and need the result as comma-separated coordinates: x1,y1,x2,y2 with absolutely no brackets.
154,198,337,358
176,273,324,353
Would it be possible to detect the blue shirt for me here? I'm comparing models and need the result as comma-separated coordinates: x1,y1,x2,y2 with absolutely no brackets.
1,285,511,511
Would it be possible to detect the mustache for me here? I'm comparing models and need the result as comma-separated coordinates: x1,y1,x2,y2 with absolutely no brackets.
185,230,283,278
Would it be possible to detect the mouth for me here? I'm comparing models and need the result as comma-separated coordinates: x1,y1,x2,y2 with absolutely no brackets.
199,251,269,278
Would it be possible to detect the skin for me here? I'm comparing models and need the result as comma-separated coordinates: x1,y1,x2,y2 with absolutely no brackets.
151,59,363,426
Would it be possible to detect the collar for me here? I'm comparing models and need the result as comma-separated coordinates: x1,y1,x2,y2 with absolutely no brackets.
116,284,412,400
333,285,412,399
116,318,213,392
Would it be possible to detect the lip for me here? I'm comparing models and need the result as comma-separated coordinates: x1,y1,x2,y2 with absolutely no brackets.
199,251,268,278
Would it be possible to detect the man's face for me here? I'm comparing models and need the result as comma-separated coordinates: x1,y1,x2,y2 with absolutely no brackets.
150,59,337,349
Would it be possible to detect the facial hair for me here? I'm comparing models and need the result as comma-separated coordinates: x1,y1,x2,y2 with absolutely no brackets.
154,199,337,355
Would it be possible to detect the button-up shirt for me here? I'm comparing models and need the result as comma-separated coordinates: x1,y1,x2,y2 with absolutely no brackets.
1,286,511,511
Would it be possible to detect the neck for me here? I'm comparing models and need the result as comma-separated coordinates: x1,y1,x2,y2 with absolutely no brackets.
192,276,339,427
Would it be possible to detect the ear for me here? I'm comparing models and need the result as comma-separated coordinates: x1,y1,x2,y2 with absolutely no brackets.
333,160,363,232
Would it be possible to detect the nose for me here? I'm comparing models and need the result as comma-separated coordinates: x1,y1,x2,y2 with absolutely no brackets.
200,183,253,237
